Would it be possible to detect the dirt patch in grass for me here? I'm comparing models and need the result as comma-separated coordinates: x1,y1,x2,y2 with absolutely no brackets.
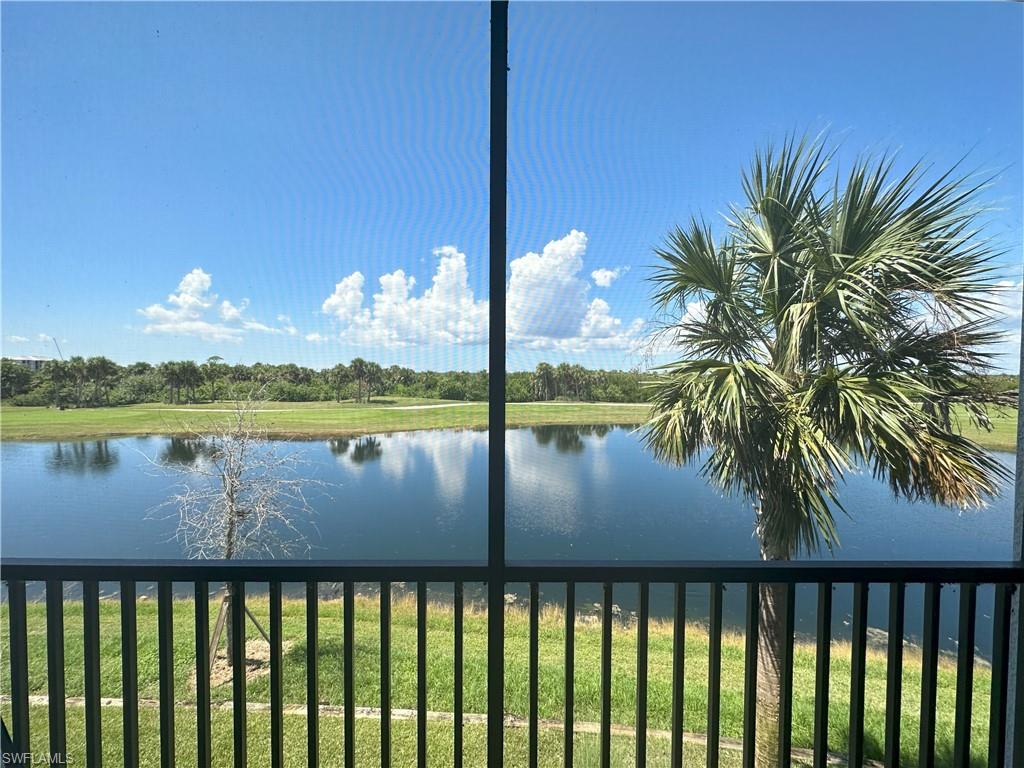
190,638,296,690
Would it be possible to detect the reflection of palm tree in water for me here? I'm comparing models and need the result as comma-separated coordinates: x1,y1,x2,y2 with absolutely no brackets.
530,424,615,454
47,440,119,474
159,437,212,466
328,437,351,456
350,436,382,463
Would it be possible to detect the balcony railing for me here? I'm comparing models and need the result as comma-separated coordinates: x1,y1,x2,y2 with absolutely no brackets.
2,557,1022,768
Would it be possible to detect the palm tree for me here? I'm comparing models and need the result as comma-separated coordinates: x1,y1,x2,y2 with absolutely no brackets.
42,360,71,409
203,355,225,402
532,362,556,401
179,361,203,403
67,356,88,407
158,362,181,403
328,363,351,402
643,136,1010,767
364,361,383,403
86,356,120,405
349,358,368,403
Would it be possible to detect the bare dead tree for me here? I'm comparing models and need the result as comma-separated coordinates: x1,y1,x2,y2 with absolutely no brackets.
148,387,326,665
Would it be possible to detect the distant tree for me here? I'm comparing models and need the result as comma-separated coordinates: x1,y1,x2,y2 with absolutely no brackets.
438,379,466,401
178,361,202,403
67,356,88,407
532,363,556,401
365,362,384,402
349,358,368,403
385,365,413,392
0,359,33,399
86,356,120,405
202,356,226,401
158,362,181,403
328,363,351,402
41,360,71,409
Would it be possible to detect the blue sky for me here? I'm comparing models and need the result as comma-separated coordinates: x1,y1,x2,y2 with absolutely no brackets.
3,2,1022,372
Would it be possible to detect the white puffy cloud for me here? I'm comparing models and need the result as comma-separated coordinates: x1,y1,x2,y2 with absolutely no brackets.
138,268,296,342
305,332,328,343
5,335,29,343
507,231,643,351
278,315,299,336
508,230,589,340
219,299,249,322
320,246,488,347
591,266,628,288
322,273,370,326
318,231,642,353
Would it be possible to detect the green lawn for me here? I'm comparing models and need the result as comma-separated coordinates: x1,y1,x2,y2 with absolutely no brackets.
0,593,994,767
954,405,1018,453
0,399,1016,452
0,399,651,441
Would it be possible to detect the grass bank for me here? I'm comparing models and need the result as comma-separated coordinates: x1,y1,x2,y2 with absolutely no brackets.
0,592,993,767
0,399,1016,452
0,399,650,441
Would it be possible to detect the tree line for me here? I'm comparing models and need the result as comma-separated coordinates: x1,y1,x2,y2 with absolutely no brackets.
0,356,648,407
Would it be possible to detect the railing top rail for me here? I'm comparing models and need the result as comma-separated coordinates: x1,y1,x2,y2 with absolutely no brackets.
2,557,1022,584
0,559,490,583
503,560,1024,584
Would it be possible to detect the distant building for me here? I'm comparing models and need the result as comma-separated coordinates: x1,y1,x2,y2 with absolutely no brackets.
6,355,52,372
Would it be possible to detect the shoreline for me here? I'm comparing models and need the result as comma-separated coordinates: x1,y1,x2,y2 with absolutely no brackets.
0,399,1016,452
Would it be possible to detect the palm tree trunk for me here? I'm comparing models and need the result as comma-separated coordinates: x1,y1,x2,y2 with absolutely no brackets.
755,537,789,767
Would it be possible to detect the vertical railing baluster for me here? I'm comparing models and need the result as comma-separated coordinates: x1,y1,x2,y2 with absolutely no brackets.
812,582,831,768
564,581,575,768
121,580,139,768
158,580,175,768
600,582,612,768
708,583,723,768
919,583,940,768
953,583,977,768
45,579,66,764
454,581,464,768
231,582,246,768
269,581,283,768
307,580,319,767
884,582,905,768
742,583,759,768
7,579,30,756
418,581,427,768
779,583,795,768
671,582,686,768
989,584,1012,768
381,582,391,768
529,582,539,768
636,582,649,768
83,580,103,767
344,582,355,768
1012,578,1024,767
849,582,868,768
195,582,211,768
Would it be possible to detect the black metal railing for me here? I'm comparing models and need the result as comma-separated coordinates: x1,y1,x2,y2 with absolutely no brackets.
2,558,1023,768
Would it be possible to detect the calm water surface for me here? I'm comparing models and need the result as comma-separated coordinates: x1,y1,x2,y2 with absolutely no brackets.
1,425,1015,652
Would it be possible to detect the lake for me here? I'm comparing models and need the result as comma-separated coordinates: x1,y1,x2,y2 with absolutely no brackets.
1,425,1015,653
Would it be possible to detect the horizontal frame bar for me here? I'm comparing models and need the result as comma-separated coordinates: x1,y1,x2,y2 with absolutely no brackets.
3,558,1022,584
